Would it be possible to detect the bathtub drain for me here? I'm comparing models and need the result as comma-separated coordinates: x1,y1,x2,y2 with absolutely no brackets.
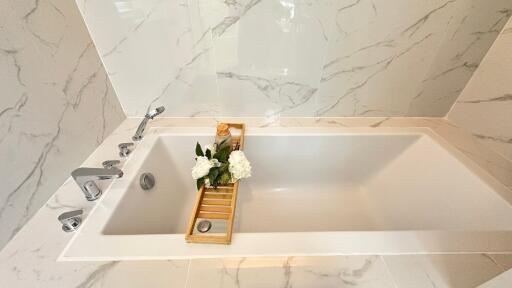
140,173,155,190
197,220,212,233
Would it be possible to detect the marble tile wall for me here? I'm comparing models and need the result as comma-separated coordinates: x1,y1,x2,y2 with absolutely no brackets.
1,117,511,286
448,16,512,162
0,0,125,249
75,0,512,117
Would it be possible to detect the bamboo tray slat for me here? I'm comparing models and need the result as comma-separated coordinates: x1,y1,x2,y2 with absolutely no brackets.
202,199,232,206
185,123,245,244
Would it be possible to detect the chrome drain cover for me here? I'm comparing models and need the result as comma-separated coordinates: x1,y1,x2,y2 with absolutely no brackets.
197,220,212,233
140,173,155,190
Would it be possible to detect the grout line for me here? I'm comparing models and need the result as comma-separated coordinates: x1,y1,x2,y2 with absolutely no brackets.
380,255,399,288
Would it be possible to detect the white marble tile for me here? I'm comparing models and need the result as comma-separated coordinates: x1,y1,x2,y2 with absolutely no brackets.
317,0,512,117
0,0,125,249
84,261,190,288
0,180,189,287
75,0,218,117
317,0,449,116
197,0,336,117
409,0,512,116
187,256,395,288
75,0,512,117
449,15,512,162
187,257,287,288
384,254,507,288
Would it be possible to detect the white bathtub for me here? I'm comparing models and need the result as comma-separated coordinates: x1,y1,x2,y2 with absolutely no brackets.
61,127,512,261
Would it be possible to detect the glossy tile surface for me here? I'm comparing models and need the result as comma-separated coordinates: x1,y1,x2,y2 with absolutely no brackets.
0,117,511,287
449,15,512,162
187,256,395,288
384,254,511,288
318,0,509,117
75,0,219,117
198,0,336,117
0,0,125,249
75,0,512,117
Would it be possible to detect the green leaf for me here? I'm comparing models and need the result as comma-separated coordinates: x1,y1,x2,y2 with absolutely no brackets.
219,171,231,185
218,138,229,149
196,178,205,190
208,168,220,188
195,142,204,157
205,149,211,159
219,162,229,173
213,145,231,162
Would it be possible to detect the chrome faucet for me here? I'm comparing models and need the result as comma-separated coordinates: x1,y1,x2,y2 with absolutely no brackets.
71,167,123,201
58,210,83,232
132,106,165,141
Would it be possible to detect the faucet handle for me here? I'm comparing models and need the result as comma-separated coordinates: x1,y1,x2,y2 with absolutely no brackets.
118,142,134,157
58,210,83,232
102,160,120,169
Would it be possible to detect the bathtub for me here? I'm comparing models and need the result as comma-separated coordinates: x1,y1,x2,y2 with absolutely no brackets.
61,127,512,261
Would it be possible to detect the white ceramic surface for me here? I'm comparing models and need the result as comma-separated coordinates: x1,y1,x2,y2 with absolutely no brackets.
0,0,125,250
1,118,511,286
480,263,512,288
74,0,512,117
61,126,512,260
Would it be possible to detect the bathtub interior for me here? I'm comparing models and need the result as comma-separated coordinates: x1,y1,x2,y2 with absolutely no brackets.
102,133,512,236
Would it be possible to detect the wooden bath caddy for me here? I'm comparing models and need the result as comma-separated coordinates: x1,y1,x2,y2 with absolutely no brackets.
185,123,245,244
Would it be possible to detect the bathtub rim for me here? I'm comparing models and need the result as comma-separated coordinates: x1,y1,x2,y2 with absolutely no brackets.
59,126,512,261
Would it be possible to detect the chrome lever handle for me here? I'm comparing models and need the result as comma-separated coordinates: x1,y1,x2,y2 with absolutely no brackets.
102,160,120,169
58,210,83,232
118,142,134,157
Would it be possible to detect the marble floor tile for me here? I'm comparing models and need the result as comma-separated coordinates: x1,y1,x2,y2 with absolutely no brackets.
186,257,287,288
85,260,190,288
383,254,507,288
186,256,395,288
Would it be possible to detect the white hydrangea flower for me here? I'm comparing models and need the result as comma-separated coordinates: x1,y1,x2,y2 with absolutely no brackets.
204,143,216,154
192,156,213,179
228,150,252,180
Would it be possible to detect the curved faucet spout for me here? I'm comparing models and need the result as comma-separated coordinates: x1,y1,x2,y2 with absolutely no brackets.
71,167,123,201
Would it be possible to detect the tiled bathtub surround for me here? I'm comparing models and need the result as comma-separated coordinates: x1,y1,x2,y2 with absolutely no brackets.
76,0,512,117
0,117,511,287
449,16,512,162
0,0,125,249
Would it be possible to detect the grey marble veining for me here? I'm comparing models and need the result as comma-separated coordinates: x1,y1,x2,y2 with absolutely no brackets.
73,0,512,117
186,256,397,287
449,14,512,162
217,71,318,116
318,0,512,117
0,117,511,287
0,0,125,249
